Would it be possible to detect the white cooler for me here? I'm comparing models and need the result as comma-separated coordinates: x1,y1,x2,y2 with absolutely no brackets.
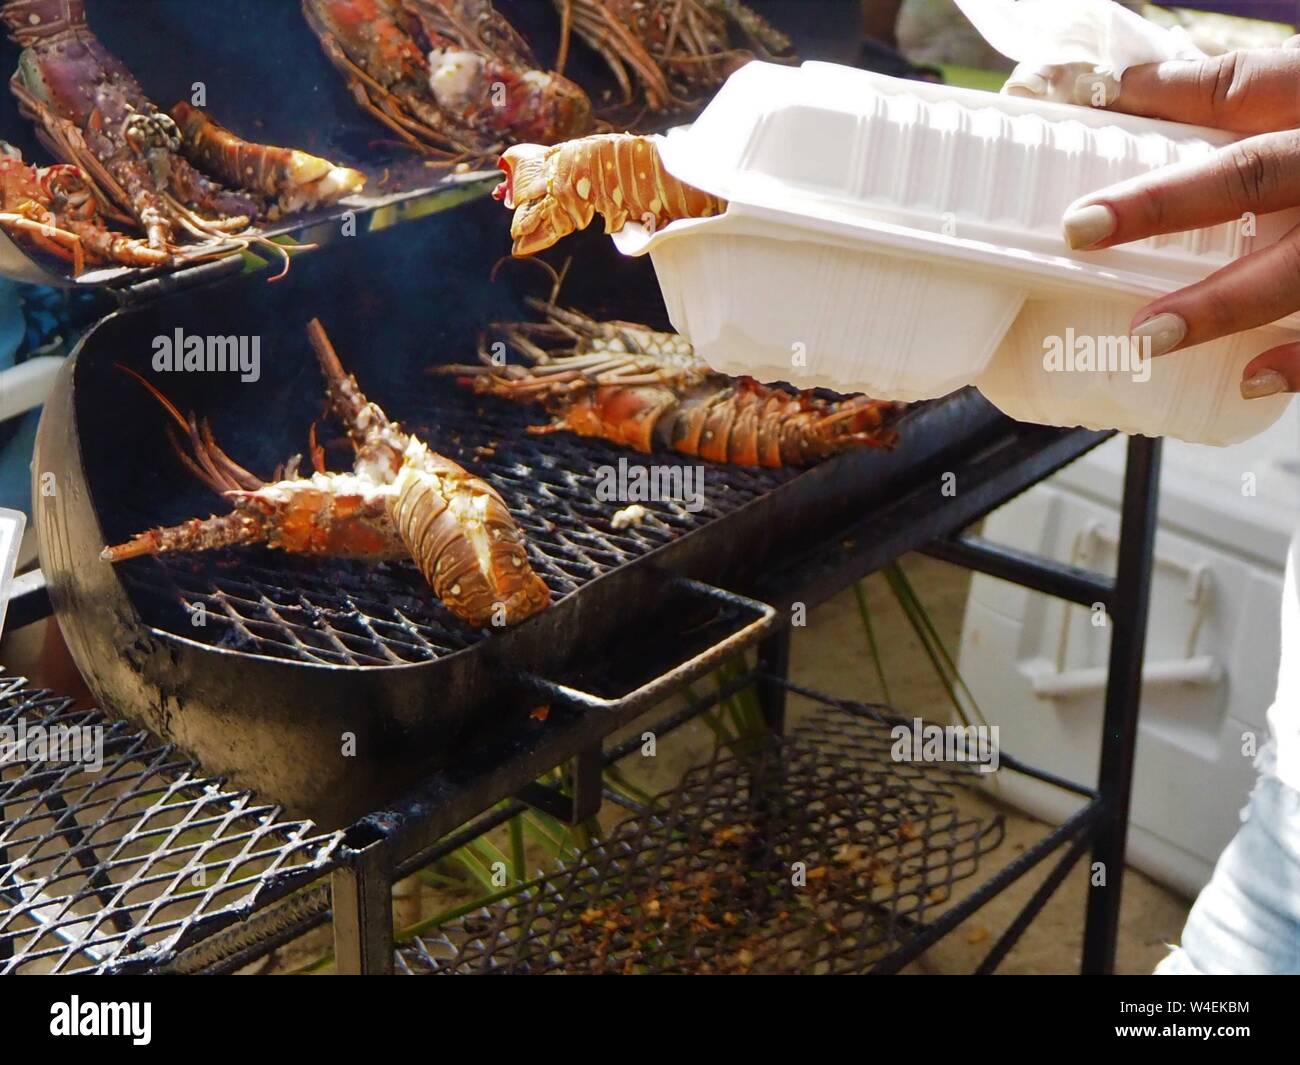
958,410,1300,898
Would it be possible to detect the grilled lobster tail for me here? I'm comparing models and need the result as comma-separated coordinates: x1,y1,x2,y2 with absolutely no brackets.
306,320,551,627
389,449,551,628
171,104,365,220
495,133,725,256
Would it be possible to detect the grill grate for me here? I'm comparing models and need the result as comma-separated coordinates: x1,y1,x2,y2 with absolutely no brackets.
116,375,808,666
398,702,1004,975
0,677,342,974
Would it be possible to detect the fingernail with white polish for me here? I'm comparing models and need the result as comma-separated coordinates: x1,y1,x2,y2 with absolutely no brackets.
1062,203,1116,250
1132,313,1187,358
1241,370,1290,400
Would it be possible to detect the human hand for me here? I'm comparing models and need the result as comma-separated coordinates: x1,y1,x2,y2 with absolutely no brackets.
1061,45,1300,400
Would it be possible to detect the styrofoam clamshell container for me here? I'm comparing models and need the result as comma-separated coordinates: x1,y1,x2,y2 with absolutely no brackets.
977,298,1294,446
615,62,1300,442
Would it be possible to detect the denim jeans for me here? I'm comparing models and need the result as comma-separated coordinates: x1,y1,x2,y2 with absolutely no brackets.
1155,749,1300,975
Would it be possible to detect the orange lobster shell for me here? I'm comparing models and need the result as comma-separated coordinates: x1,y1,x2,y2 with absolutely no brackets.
496,133,725,256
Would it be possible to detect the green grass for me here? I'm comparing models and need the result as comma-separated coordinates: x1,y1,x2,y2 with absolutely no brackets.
936,64,1008,93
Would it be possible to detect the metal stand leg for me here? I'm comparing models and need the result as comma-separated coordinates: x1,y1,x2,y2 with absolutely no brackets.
757,628,792,735
332,832,394,975
1081,435,1161,974
0,800,9,965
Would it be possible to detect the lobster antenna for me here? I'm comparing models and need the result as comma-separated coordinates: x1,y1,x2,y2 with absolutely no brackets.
550,256,572,305
114,363,189,434
305,317,346,382
555,0,574,74
490,252,562,297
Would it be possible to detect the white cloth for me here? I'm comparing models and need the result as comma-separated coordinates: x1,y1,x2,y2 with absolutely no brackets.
1269,532,1300,795
951,0,1206,102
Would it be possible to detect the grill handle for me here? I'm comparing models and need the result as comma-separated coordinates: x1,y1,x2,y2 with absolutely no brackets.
517,578,777,715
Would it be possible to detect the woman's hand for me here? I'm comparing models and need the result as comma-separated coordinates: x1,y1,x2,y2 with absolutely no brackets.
1061,45,1300,399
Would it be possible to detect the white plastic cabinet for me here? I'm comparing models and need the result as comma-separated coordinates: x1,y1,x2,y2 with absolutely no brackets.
958,410,1300,896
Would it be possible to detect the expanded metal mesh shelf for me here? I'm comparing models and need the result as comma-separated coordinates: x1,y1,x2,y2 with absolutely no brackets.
398,701,1005,975
0,677,343,974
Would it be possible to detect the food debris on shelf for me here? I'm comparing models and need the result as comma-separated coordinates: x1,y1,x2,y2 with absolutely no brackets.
611,504,649,530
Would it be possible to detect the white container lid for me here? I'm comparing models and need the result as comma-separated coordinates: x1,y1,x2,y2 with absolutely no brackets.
633,61,1300,311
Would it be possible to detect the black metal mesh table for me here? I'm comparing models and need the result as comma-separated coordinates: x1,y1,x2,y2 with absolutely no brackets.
0,676,342,974
399,703,1005,975
2,430,1159,975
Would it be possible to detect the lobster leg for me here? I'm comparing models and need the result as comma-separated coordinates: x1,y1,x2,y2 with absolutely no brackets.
0,212,85,273
701,0,794,58
61,217,170,269
567,0,675,110
101,510,271,563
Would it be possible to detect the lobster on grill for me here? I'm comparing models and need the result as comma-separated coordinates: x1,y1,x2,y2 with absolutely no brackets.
495,132,724,256
2,0,365,267
441,301,904,468
302,0,594,162
553,0,794,114
0,146,167,273
103,320,551,631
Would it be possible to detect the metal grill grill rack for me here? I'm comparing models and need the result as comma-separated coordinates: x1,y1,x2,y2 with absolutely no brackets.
400,703,1006,975
0,676,343,975
116,378,803,668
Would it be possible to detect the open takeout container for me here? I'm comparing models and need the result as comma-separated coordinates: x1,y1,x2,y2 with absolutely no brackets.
614,61,1299,444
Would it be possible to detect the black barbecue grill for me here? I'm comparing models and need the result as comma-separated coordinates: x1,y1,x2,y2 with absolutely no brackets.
3,0,1164,975
34,190,1019,826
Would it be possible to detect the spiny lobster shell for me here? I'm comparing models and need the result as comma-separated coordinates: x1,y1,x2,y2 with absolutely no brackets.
496,133,725,256
302,0,593,161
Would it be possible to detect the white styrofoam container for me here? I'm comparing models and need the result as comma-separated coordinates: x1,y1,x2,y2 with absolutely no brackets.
617,62,1300,438
957,406,1300,897
976,299,1295,445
